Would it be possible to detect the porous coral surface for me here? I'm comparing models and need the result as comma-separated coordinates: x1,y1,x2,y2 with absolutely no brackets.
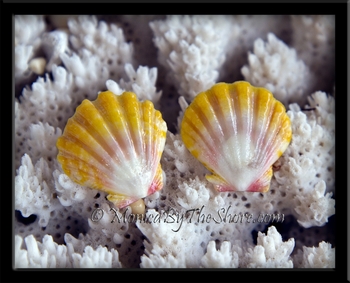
14,15,335,268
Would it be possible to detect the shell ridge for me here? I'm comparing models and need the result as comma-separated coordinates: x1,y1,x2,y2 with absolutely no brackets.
141,101,159,179
148,164,163,195
253,91,270,165
76,110,142,182
57,135,116,178
60,158,117,191
265,114,290,164
201,85,244,185
253,92,272,166
225,85,237,144
144,107,159,185
212,85,248,178
94,92,142,182
58,148,141,192
118,93,138,164
259,101,285,167
141,101,156,170
58,120,117,172
212,85,242,179
150,113,167,191
74,104,126,165
232,88,244,168
214,85,238,176
203,90,229,171
220,86,238,174
242,84,254,166
207,88,226,142
154,114,167,168
123,93,143,163
277,118,292,154
96,91,137,167
145,101,160,178
182,114,217,166
246,86,254,166
92,92,128,163
255,98,276,167
147,102,156,175
182,100,219,161
227,89,239,169
195,95,222,147
114,97,165,197
250,95,290,182
152,113,167,177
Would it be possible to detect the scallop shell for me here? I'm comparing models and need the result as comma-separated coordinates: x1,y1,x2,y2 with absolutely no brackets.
181,81,292,193
56,91,167,208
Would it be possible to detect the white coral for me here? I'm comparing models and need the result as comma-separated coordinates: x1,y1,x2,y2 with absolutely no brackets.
293,241,335,268
70,246,121,268
60,50,110,99
54,16,135,106
15,154,60,227
15,45,34,78
15,65,74,168
15,15,47,86
218,15,292,83
15,235,69,268
241,33,315,105
200,241,241,268
53,171,133,247
150,15,238,100
53,159,142,267
176,177,211,210
291,15,335,93
67,15,133,82
15,15,46,47
276,97,335,191
15,234,122,268
106,63,162,104
53,171,98,207
246,226,295,268
42,30,69,72
273,91,335,227
163,132,208,178
138,209,207,268
27,123,62,167
294,181,335,228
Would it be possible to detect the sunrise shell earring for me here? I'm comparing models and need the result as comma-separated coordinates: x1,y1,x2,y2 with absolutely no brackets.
181,81,292,193
56,91,167,214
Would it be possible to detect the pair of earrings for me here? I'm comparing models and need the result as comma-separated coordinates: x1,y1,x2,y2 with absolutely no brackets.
57,81,291,214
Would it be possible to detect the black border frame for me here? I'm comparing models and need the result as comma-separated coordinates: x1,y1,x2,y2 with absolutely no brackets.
2,1,348,282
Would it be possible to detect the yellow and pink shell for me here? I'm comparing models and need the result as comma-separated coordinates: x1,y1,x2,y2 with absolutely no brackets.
56,91,167,209
181,81,292,193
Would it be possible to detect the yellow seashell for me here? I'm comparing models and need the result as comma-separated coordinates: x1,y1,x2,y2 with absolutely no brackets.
57,91,167,208
181,81,292,193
